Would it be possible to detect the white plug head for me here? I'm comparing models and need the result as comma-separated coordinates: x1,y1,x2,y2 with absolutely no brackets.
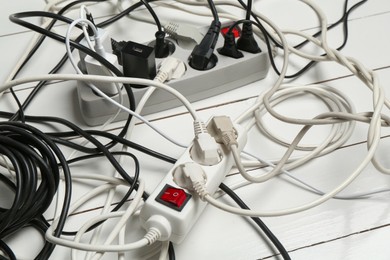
144,215,172,241
172,162,207,191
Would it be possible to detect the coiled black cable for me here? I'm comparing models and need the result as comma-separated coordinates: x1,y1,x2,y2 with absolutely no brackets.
0,122,72,259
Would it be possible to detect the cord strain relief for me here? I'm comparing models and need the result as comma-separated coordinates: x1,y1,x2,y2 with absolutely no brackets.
193,120,208,135
192,181,208,200
144,227,161,245
155,70,169,83
222,132,238,147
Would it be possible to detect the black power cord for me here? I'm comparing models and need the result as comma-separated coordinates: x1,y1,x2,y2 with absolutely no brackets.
0,111,177,164
219,183,291,260
0,122,72,260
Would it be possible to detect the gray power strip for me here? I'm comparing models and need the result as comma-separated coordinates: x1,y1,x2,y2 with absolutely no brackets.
77,25,270,126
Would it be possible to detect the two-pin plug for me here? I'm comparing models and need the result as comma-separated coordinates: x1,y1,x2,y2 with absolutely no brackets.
155,57,186,83
207,116,238,148
190,120,221,166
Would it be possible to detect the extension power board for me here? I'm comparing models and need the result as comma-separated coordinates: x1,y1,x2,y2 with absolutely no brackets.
139,117,247,243
77,24,270,126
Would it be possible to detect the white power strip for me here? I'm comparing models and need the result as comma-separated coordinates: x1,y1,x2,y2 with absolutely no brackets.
77,25,270,126
139,117,247,243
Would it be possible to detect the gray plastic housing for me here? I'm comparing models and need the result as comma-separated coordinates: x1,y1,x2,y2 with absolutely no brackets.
77,26,270,126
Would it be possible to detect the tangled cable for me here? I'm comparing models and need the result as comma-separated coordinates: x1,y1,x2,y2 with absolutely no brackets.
0,122,72,259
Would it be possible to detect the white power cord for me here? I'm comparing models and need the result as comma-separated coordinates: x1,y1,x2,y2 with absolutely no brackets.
191,125,381,217
46,179,165,252
235,150,390,200
165,0,388,217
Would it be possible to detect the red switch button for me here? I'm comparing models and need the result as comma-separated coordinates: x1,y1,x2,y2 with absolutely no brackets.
156,185,191,211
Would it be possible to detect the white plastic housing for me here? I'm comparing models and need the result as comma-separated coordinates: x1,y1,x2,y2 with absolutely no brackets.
84,53,119,96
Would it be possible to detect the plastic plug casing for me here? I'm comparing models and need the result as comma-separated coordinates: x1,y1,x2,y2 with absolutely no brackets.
190,132,221,166
154,31,170,58
190,120,221,166
217,31,243,59
78,28,112,72
206,115,238,147
188,21,221,70
121,41,156,86
84,52,119,96
237,22,261,53
111,39,126,65
155,57,186,83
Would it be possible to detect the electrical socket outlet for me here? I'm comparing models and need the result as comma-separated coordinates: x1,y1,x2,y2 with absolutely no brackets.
77,24,270,126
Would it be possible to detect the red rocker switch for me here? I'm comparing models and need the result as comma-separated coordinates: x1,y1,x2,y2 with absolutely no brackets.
156,185,191,211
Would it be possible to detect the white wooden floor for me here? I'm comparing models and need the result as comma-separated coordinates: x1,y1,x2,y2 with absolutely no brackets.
1,0,390,259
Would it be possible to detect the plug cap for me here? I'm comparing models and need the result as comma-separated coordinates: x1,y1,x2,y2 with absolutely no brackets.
154,31,171,58
217,32,243,59
237,23,261,53
188,21,221,70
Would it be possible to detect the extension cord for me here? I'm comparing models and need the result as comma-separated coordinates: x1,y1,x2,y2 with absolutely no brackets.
77,24,270,126
139,117,247,243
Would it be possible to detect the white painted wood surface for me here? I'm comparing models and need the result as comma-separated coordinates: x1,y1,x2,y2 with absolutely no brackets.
1,0,390,259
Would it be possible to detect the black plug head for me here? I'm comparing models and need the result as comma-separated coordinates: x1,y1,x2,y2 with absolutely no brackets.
237,22,261,53
86,13,96,37
111,38,127,65
217,32,243,59
154,31,170,58
188,21,220,70
121,41,156,87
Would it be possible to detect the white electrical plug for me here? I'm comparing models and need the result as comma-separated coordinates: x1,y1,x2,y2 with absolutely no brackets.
78,28,112,72
155,57,186,83
84,53,119,96
190,120,221,166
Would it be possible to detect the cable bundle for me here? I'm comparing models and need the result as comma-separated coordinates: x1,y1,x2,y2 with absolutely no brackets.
0,122,71,259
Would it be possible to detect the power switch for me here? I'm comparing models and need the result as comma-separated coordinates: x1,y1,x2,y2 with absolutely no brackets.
156,185,191,211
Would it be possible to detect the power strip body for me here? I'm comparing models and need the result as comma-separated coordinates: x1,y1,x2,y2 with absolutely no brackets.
139,122,247,244
77,24,270,126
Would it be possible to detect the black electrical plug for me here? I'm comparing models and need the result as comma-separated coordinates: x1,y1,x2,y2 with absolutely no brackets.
188,21,221,70
86,12,96,37
237,22,261,53
217,31,243,59
121,41,156,88
154,31,171,58
111,38,127,65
